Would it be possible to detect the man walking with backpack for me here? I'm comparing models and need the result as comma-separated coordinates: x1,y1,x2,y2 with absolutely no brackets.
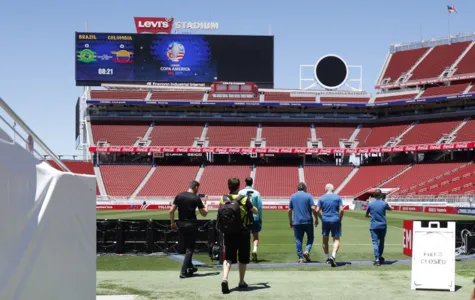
239,177,263,262
217,177,258,294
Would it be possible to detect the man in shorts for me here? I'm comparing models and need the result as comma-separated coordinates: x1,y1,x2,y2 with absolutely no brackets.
220,177,258,294
316,183,344,267
239,177,263,262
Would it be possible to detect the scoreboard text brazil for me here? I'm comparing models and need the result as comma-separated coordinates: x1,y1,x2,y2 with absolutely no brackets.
75,32,274,87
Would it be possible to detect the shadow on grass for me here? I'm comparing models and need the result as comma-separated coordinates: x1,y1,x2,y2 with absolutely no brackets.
229,282,271,293
191,272,220,278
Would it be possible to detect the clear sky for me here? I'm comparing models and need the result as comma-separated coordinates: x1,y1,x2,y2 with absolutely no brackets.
0,0,474,157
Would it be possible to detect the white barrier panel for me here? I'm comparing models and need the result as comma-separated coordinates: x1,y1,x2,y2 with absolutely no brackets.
0,136,96,300
411,221,456,292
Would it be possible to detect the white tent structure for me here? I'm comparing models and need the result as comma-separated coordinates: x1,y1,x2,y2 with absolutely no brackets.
0,97,96,300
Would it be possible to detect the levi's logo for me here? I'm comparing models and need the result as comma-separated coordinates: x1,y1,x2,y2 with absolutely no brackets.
134,17,174,34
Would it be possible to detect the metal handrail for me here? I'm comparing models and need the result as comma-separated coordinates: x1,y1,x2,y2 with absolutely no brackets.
0,97,70,172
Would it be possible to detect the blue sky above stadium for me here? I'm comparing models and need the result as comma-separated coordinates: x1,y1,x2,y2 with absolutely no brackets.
0,0,473,156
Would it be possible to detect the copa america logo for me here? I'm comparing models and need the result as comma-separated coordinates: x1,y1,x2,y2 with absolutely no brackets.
167,42,185,62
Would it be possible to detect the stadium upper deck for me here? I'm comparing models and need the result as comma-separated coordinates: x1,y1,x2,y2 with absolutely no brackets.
78,32,475,201
376,33,475,89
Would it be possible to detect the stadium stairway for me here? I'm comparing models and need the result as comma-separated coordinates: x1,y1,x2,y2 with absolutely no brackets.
130,166,157,198
142,124,154,141
450,41,475,75
334,167,358,194
437,117,470,144
402,47,433,82
389,122,416,146
378,164,413,188
94,166,107,197
298,165,305,183
348,125,361,142
195,164,206,182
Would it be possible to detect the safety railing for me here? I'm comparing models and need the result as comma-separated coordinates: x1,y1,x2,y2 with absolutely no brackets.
0,97,70,172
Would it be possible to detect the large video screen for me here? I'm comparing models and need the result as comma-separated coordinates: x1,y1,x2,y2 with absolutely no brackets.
75,32,274,87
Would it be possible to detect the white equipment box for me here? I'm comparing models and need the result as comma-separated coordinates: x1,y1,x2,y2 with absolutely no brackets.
411,221,456,291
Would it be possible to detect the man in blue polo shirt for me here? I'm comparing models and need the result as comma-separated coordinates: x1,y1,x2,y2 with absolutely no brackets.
317,183,344,267
288,182,319,263
365,189,392,266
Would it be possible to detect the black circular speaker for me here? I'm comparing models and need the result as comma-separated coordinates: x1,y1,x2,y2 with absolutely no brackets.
314,55,348,90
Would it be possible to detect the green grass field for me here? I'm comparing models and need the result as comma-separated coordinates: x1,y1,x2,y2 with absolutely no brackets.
96,210,475,299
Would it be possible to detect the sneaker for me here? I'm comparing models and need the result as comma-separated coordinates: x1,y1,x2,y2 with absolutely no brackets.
303,252,311,262
298,258,304,263
238,281,248,289
379,257,385,264
252,252,258,262
179,272,192,278
329,256,337,267
374,260,380,266
326,258,331,264
221,280,230,294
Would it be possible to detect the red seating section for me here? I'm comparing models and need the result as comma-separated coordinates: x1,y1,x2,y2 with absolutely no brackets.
316,126,355,147
381,48,428,83
374,93,417,103
399,120,461,145
254,166,300,197
138,166,199,197
382,162,464,193
453,119,475,142
92,124,149,145
356,124,409,147
149,91,204,101
410,41,471,81
454,44,475,75
304,166,353,196
149,124,203,146
261,125,310,147
207,124,256,147
398,162,475,196
264,92,315,102
100,165,150,197
418,163,475,195
198,165,252,196
320,97,369,103
90,90,148,100
339,165,408,196
420,84,468,98
47,160,99,195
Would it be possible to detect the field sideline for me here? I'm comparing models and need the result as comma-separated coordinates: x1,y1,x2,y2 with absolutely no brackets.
96,210,475,299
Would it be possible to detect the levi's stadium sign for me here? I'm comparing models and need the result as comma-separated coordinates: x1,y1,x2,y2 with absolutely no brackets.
88,142,475,154
134,17,219,34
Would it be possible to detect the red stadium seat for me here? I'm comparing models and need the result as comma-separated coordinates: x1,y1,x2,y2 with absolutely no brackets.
100,165,151,197
410,41,471,81
261,125,311,147
137,166,200,197
198,165,252,196
380,48,428,83
206,124,257,147
254,166,300,197
339,165,408,196
304,166,353,196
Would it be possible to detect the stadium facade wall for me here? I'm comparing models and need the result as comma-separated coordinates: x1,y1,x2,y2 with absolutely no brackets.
0,136,96,300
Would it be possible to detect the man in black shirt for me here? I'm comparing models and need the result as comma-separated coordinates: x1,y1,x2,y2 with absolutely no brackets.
169,180,208,278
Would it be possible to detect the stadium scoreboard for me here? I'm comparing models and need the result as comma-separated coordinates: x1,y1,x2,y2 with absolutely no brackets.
75,32,274,87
